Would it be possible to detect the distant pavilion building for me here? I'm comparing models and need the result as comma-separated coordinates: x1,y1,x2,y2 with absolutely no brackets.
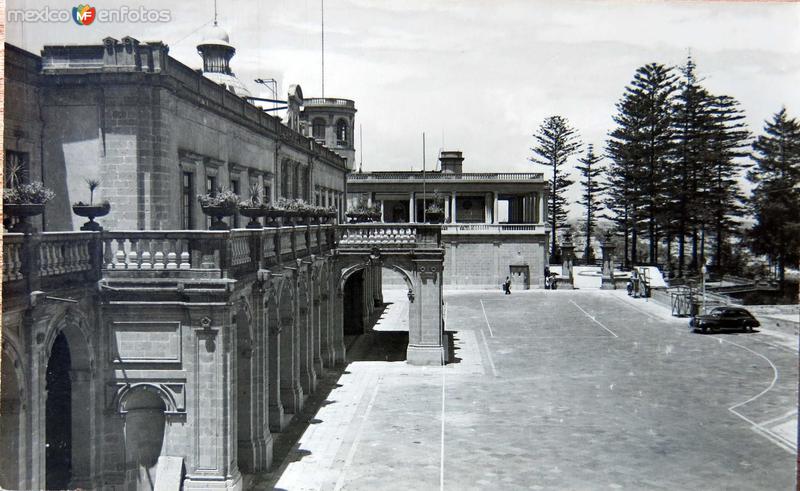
347,151,550,289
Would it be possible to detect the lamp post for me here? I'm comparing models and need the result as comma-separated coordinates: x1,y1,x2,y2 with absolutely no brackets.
701,263,708,315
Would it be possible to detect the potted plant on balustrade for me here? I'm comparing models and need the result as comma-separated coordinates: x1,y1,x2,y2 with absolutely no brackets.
198,187,240,230
425,194,445,224
72,178,111,231
238,183,266,229
346,196,372,223
324,205,338,222
3,181,56,233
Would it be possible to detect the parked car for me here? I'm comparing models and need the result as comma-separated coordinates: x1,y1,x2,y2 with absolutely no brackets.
690,307,761,333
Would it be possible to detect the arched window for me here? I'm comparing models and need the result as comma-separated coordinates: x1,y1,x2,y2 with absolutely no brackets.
312,118,326,140
336,119,348,146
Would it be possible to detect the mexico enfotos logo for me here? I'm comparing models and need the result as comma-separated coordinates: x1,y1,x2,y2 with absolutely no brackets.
7,4,172,24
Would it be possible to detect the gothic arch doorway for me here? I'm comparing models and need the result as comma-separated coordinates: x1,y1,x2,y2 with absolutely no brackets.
44,317,93,490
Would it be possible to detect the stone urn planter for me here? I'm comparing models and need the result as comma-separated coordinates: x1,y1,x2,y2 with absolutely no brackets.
425,211,444,224
72,201,111,231
238,205,264,229
263,209,285,227
4,203,45,233
201,204,236,230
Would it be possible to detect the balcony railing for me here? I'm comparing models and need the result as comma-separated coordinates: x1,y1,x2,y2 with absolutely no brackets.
304,98,355,108
3,224,336,295
337,224,442,249
441,224,544,235
348,172,544,182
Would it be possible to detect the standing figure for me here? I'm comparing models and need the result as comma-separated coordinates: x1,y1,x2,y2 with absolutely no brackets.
504,276,512,295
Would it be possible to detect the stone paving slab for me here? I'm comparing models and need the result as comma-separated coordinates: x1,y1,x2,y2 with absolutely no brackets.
267,290,797,490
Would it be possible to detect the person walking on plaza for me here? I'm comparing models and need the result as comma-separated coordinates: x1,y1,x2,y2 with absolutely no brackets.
504,276,512,295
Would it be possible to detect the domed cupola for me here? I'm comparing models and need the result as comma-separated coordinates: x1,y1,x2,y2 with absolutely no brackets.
196,18,251,97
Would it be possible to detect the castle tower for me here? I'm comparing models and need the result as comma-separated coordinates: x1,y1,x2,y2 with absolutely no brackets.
301,97,357,170
197,20,251,97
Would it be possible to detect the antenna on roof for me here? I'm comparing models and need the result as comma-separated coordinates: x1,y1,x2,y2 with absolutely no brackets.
359,124,363,173
321,0,325,98
213,0,218,26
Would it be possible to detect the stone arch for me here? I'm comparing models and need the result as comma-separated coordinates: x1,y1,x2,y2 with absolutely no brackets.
42,307,95,489
1,338,27,490
338,262,414,296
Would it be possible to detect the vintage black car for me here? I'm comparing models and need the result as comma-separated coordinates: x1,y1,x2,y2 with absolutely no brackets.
690,307,760,333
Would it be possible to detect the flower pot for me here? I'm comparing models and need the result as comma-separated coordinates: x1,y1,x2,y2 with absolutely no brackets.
426,211,444,224
201,204,236,230
263,209,285,227
239,206,264,229
72,202,111,231
4,203,45,233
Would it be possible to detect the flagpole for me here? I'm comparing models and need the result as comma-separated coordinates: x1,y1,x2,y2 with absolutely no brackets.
422,132,427,223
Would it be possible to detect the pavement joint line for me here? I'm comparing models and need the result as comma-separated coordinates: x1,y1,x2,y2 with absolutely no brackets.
703,336,796,453
333,374,383,491
478,328,498,377
758,409,798,426
569,299,619,338
479,299,494,337
439,367,446,491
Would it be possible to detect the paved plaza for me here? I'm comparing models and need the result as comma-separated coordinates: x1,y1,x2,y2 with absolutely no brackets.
256,290,798,490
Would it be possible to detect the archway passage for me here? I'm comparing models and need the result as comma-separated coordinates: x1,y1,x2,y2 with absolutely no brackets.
1,348,22,489
343,270,365,335
46,332,72,490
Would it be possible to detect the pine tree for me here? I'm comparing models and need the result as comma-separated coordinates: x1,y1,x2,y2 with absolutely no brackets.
606,63,678,266
576,144,605,264
747,108,800,285
704,94,750,271
531,116,582,262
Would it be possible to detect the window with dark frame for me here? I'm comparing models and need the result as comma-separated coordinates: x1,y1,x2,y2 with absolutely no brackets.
312,118,326,140
182,171,195,230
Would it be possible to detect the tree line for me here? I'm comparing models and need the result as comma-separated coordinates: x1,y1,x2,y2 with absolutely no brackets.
531,56,800,284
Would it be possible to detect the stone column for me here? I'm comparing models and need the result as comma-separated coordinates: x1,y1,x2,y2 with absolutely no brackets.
539,192,546,224
267,311,287,432
279,289,303,415
311,269,323,376
493,192,499,224
184,313,242,491
406,258,445,365
332,290,346,364
451,191,458,224
601,232,616,290
410,192,416,223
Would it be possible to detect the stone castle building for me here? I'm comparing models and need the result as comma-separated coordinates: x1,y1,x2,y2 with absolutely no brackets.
1,25,445,491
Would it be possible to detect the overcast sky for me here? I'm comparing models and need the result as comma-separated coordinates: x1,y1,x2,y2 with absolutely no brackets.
6,0,800,217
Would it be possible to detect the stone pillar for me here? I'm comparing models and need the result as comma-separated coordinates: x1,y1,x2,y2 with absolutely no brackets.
267,312,287,432
279,287,303,414
559,232,575,290
332,290,346,364
296,262,316,394
410,193,416,223
539,192,546,224
407,258,445,365
311,269,323,376
601,232,616,290
451,191,458,224
183,313,242,491
319,290,334,367
493,192,499,224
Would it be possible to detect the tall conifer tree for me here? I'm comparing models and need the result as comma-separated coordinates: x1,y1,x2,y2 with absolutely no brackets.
747,108,800,284
576,144,605,263
531,115,582,262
